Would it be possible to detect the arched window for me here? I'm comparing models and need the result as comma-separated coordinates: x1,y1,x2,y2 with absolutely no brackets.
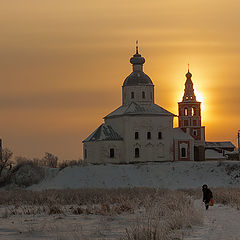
191,107,196,116
181,148,186,158
110,148,115,158
147,132,151,139
184,108,188,116
131,92,134,99
135,148,140,158
158,132,162,139
142,91,145,99
193,130,197,136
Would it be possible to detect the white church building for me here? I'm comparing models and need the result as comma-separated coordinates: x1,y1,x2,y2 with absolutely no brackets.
82,46,206,163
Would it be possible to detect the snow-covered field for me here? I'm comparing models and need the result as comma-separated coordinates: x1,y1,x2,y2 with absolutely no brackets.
2,161,240,240
0,211,136,240
185,199,240,240
30,161,240,190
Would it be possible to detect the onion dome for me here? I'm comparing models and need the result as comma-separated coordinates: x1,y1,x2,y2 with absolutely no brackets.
130,52,145,65
123,71,153,86
182,67,196,102
123,42,153,87
185,69,192,79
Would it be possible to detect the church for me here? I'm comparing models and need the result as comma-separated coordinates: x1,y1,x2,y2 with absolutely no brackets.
82,46,206,163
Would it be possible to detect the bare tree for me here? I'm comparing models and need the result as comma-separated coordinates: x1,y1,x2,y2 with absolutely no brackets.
43,152,58,168
0,148,13,177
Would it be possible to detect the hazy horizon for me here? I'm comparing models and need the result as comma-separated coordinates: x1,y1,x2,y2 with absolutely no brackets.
0,0,239,160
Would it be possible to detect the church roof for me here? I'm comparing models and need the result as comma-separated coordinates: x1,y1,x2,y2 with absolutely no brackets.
205,141,236,149
104,102,175,119
123,71,153,86
82,124,123,142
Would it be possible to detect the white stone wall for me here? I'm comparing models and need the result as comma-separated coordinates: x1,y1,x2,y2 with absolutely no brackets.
122,85,154,106
106,114,174,163
83,140,123,164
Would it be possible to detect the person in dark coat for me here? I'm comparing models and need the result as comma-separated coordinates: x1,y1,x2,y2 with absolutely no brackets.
202,184,213,210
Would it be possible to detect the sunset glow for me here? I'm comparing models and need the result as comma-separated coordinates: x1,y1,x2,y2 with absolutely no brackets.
0,0,239,159
195,90,205,112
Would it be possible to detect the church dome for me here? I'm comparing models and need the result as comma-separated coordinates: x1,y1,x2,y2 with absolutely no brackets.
130,53,145,65
123,71,153,86
123,43,153,87
185,70,192,79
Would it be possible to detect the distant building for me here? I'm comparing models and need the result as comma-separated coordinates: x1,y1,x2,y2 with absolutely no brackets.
205,141,236,152
82,46,234,163
205,141,236,161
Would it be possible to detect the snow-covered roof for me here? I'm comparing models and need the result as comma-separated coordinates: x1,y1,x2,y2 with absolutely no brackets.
173,128,194,140
205,149,226,160
83,124,123,142
123,71,153,86
205,141,236,149
104,102,175,119
225,149,239,155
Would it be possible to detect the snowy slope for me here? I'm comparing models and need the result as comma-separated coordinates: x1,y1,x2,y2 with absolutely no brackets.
29,161,240,190
185,199,240,240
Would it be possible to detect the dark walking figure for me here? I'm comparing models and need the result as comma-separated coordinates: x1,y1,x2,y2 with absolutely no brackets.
202,184,213,210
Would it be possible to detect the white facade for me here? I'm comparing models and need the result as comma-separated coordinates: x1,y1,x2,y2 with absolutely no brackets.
82,47,196,164
105,115,174,163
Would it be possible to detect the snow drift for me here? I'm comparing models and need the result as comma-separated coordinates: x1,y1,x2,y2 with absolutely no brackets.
28,161,240,190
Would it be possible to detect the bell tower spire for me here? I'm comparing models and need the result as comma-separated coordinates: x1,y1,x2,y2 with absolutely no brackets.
178,67,205,147
182,67,196,102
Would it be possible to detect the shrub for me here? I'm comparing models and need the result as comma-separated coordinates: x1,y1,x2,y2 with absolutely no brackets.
48,205,63,215
10,161,44,187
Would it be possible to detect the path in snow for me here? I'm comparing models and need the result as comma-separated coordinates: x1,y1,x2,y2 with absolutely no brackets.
185,200,240,240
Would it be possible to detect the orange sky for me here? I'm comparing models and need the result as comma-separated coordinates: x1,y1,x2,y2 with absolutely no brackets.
0,0,239,160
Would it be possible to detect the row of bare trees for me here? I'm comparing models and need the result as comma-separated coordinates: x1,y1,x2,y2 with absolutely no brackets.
0,149,58,178
15,152,58,168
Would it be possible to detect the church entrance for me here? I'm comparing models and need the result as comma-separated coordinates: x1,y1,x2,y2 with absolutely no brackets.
194,146,205,161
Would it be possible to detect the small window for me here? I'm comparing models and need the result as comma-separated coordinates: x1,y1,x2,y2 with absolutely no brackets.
181,148,186,158
193,130,197,136
142,91,145,99
158,132,162,139
84,149,87,159
135,132,139,139
191,107,196,116
110,148,114,158
184,120,188,126
147,132,151,139
131,92,134,99
184,108,188,116
193,120,197,126
135,148,140,158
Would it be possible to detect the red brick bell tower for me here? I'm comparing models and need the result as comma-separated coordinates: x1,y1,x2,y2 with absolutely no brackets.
178,68,205,160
